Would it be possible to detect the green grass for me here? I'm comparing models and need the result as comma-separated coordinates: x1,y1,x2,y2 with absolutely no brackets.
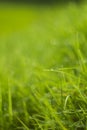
1,2,87,130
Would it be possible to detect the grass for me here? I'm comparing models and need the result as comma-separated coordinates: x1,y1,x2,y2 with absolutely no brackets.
0,2,87,130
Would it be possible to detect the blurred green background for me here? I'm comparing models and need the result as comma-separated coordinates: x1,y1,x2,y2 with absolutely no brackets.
0,0,83,3
0,0,84,37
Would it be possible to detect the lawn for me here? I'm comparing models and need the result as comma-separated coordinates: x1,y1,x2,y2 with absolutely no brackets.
0,2,87,130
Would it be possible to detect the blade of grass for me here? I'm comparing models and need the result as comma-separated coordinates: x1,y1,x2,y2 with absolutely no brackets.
16,116,30,130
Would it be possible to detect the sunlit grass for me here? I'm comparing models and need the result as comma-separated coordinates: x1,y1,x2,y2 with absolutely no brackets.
0,2,87,130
